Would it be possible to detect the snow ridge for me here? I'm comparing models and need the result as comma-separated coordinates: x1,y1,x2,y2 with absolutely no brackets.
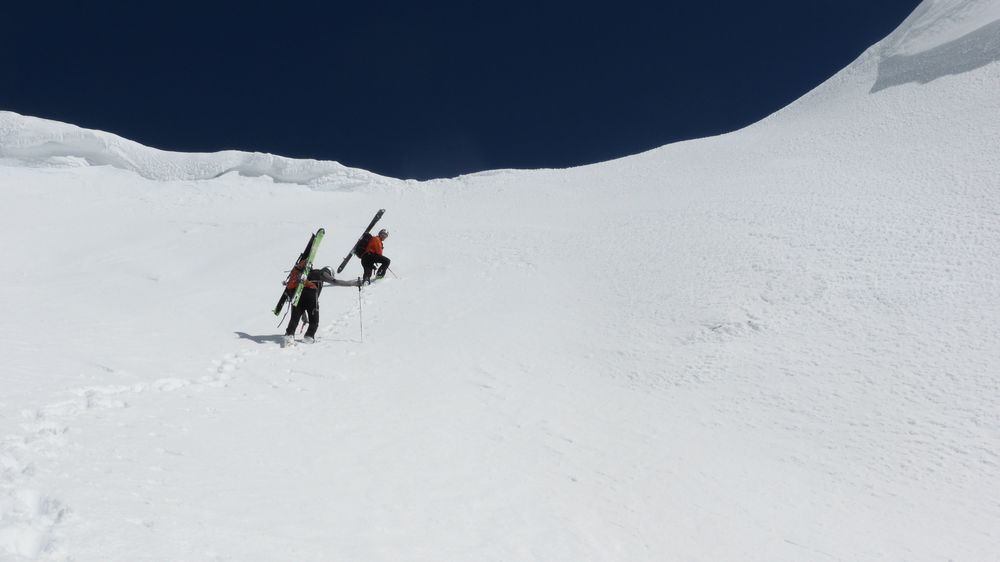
880,0,1000,56
0,111,395,187
873,0,1000,92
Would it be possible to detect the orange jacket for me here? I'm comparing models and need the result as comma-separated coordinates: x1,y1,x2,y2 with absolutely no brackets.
286,259,318,290
365,235,384,256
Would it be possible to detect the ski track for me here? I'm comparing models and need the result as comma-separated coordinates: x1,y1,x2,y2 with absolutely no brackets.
0,296,371,559
0,355,236,559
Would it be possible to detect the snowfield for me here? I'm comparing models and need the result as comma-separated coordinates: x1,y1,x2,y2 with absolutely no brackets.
1,1,999,560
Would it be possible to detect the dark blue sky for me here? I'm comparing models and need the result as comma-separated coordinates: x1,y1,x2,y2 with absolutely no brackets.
4,1,920,180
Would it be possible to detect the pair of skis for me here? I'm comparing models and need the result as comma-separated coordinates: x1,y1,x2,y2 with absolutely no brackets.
273,228,325,315
273,209,386,315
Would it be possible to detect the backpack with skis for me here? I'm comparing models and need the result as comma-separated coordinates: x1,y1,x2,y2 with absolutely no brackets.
273,228,325,315
336,209,385,273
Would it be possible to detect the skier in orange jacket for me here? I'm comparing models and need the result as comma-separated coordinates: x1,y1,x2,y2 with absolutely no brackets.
361,229,390,284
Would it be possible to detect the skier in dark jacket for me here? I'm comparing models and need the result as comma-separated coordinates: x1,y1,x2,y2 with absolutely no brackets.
361,229,391,284
283,266,359,346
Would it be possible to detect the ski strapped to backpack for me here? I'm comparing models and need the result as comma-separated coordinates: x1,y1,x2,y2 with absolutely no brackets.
336,209,385,273
273,228,325,315
289,228,324,308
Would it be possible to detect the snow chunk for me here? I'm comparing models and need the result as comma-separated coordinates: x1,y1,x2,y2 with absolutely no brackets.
872,0,1000,91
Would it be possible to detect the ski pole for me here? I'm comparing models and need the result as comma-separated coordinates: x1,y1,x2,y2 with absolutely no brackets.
276,305,290,327
357,278,364,343
387,267,399,279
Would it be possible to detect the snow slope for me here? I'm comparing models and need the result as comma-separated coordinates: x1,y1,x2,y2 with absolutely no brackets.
1,1,998,560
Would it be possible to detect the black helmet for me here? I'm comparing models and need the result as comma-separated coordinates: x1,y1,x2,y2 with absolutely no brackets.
378,229,389,238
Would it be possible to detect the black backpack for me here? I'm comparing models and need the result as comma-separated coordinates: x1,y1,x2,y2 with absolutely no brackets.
352,233,373,258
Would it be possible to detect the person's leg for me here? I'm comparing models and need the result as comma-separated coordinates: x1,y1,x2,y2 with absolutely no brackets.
375,255,391,278
361,254,375,282
285,305,304,336
305,308,319,338
296,290,319,339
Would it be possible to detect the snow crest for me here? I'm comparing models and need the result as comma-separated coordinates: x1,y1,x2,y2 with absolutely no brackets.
873,0,1000,91
0,111,393,187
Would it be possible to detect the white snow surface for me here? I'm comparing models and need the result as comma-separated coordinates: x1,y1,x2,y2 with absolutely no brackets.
1,2,999,560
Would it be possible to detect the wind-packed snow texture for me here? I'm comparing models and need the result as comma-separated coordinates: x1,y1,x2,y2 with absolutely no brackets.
1,1,998,560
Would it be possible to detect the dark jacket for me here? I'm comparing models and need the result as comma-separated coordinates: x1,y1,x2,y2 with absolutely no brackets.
307,268,360,296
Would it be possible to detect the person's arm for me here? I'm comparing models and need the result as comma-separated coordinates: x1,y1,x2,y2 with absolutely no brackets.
314,267,360,287
308,268,336,284
327,278,362,287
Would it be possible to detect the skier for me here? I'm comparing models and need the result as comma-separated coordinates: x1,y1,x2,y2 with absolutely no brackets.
361,228,391,284
283,265,359,346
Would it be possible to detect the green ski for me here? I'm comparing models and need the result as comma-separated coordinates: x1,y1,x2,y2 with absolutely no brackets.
290,228,325,308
